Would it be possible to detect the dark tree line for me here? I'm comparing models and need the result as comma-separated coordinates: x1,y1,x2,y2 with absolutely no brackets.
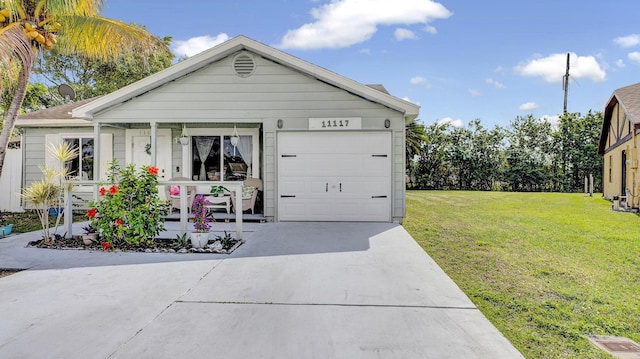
407,111,603,192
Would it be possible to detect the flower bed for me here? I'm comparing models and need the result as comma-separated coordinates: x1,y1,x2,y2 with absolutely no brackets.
27,234,244,254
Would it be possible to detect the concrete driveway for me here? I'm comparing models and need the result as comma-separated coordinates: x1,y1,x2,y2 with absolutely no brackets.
0,222,523,358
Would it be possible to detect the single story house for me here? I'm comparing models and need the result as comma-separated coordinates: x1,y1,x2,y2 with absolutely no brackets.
17,35,419,222
598,82,640,209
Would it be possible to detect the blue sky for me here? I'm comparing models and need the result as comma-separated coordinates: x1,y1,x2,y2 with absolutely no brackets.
103,0,640,128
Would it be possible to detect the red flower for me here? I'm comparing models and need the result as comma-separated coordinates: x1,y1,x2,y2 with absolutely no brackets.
87,208,97,218
100,187,106,196
148,166,159,175
101,241,111,250
109,185,118,195
115,218,123,226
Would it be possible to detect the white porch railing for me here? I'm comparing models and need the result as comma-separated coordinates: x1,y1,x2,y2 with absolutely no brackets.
63,180,244,241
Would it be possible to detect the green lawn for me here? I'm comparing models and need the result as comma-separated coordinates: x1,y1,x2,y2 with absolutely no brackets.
404,191,640,359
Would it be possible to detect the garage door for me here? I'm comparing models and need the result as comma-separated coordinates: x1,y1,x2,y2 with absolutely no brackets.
278,131,391,221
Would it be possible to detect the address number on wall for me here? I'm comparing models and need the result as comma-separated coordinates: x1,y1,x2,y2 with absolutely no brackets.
309,117,362,130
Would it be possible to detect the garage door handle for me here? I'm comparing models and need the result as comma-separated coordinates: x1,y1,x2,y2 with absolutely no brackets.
281,154,297,158
326,183,328,192
372,154,388,157
372,195,387,198
281,195,296,198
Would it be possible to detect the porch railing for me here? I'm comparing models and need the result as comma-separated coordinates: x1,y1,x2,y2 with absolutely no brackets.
63,180,244,240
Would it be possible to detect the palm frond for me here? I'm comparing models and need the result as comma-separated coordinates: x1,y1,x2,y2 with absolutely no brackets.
0,25,36,93
55,15,168,61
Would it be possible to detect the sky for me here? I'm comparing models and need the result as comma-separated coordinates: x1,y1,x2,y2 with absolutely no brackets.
102,0,640,128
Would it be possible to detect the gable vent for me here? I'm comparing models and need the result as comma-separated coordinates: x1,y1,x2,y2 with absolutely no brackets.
233,54,256,77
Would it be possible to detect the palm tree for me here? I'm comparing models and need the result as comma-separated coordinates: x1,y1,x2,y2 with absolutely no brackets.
0,0,169,176
405,117,426,166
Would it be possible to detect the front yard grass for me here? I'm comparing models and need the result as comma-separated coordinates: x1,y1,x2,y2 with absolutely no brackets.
404,191,640,359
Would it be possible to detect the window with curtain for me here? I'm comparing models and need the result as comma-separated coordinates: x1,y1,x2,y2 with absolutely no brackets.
63,137,94,180
191,135,253,181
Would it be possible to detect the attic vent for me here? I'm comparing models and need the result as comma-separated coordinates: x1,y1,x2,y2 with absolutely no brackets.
233,54,255,77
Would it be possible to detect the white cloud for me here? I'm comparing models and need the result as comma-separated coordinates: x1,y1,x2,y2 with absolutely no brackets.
515,52,606,83
494,66,504,72
486,78,506,89
395,28,418,40
468,88,481,97
424,25,437,34
629,52,640,64
410,76,426,84
541,115,560,128
614,34,640,48
359,48,371,55
519,102,539,111
173,33,230,57
438,117,464,128
278,0,452,49
616,59,626,68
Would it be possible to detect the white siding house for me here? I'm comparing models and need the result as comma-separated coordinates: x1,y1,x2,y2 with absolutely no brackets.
18,36,419,222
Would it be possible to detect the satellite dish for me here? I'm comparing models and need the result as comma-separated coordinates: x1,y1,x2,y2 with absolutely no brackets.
58,84,76,102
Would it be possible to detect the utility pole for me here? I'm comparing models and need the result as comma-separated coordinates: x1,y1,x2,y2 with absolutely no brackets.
562,53,570,113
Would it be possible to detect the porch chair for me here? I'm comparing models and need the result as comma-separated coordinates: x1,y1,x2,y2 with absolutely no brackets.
231,177,263,214
165,177,196,213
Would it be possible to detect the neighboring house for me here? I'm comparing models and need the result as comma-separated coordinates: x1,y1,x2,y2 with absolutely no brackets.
17,35,419,222
598,82,640,209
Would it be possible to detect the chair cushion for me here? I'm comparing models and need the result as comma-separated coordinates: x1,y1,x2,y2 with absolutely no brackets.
242,185,257,199
169,186,180,196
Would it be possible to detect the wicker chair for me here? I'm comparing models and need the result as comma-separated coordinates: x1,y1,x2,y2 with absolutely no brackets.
231,177,263,214
165,177,196,212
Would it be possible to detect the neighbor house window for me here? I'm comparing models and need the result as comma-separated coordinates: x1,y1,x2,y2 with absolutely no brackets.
191,135,254,181
63,137,94,180
609,155,612,183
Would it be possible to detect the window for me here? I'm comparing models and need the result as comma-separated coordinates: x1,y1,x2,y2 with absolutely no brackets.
609,155,612,183
63,136,94,180
191,135,254,181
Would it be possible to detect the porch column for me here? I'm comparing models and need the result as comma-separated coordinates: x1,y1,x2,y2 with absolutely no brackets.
150,121,158,166
93,122,101,200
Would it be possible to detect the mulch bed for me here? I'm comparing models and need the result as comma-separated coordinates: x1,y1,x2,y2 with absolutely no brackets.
27,236,244,254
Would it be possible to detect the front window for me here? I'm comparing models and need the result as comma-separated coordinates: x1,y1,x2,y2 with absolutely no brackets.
192,135,253,181
63,137,94,180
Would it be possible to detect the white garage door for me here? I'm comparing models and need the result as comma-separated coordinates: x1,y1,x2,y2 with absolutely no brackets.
278,131,391,221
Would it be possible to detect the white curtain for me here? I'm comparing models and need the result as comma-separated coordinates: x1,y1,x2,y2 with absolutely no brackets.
236,136,253,177
195,137,214,180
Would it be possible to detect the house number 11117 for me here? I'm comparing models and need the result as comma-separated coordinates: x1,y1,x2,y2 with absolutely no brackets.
322,119,349,128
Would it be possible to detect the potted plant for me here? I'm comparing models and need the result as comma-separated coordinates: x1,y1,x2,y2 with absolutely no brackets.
190,195,211,248
0,215,12,237
81,224,99,245
210,185,228,197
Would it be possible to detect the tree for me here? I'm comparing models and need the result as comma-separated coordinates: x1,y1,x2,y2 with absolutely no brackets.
0,0,169,176
33,33,174,101
414,121,453,189
503,115,554,191
405,117,426,181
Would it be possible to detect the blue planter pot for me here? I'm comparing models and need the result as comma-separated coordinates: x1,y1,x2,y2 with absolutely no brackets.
48,208,64,217
1,224,13,237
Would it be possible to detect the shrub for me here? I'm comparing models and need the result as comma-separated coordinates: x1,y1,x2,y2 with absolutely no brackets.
88,160,170,247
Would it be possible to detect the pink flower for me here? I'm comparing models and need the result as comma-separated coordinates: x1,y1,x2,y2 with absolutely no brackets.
109,185,118,195
100,187,106,196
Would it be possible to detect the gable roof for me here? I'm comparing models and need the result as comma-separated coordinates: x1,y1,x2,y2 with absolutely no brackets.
73,35,419,120
598,82,640,154
16,97,98,127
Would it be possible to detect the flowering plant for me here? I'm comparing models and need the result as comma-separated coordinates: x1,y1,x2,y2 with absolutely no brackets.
88,160,170,248
191,195,211,233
